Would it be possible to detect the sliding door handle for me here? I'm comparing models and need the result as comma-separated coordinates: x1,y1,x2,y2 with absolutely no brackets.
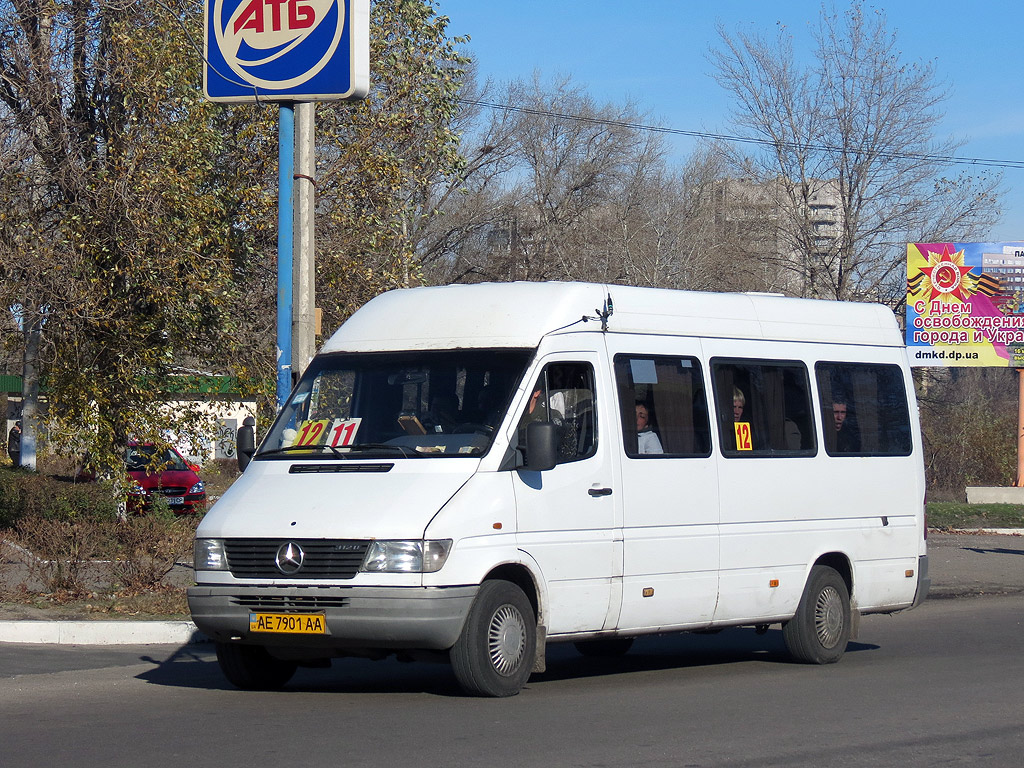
588,487,613,497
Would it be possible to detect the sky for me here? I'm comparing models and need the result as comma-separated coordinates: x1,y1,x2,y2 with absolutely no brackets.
435,0,1024,243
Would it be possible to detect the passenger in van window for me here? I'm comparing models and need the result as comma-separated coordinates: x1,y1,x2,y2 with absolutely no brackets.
635,403,664,455
733,387,746,421
526,384,565,422
832,399,860,452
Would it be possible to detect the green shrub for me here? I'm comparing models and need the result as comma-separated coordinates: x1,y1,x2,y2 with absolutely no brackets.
0,467,120,528
0,469,25,529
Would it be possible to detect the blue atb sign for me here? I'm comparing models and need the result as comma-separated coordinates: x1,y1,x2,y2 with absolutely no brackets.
204,0,368,102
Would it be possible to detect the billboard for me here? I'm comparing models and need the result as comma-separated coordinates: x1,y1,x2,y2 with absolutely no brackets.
906,242,1024,367
204,0,369,102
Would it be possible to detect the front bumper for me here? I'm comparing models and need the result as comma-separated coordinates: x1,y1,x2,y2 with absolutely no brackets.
187,583,478,651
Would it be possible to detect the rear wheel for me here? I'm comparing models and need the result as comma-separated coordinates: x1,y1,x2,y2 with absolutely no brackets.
782,565,851,664
574,638,634,657
450,580,536,697
215,642,298,690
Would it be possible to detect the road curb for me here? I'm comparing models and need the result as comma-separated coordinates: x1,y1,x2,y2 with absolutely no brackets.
940,528,1024,536
0,620,208,645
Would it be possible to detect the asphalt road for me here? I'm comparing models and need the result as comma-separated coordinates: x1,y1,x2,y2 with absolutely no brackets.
1,594,1023,768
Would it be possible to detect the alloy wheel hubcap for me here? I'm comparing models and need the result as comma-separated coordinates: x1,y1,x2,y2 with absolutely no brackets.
488,604,526,676
814,585,844,648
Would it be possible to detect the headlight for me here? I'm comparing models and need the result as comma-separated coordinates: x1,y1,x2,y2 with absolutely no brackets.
128,482,146,496
361,540,453,573
189,480,205,495
194,539,228,570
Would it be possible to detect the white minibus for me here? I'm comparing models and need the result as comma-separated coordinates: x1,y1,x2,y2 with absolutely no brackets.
188,281,929,696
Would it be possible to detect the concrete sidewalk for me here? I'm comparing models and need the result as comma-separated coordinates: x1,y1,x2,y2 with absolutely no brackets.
0,530,1021,645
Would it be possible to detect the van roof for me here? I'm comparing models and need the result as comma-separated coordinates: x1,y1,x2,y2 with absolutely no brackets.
320,281,903,353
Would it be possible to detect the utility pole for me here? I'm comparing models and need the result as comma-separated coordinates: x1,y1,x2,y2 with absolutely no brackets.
292,102,317,384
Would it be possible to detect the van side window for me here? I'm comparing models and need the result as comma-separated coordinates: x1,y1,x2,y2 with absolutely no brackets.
517,362,597,464
815,362,912,456
613,355,712,458
712,359,816,457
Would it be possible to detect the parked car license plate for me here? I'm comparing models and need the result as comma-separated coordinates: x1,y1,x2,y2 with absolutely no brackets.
165,496,185,505
249,613,327,635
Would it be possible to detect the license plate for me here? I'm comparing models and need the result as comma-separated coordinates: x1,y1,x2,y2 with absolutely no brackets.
165,496,185,505
249,613,327,635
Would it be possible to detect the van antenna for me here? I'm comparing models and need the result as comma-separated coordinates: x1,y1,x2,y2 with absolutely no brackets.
598,294,614,332
575,293,614,332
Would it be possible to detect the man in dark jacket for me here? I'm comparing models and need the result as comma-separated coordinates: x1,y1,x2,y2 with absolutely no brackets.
7,421,21,468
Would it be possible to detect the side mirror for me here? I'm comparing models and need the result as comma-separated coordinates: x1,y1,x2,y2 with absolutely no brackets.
524,421,558,472
237,416,256,472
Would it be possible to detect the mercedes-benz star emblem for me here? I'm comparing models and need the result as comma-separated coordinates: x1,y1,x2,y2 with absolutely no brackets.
275,542,305,575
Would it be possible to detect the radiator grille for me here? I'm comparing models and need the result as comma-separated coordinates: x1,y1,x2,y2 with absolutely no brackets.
224,539,370,580
230,592,351,610
154,486,188,496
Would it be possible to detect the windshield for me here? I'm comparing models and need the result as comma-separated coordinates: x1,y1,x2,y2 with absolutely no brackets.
257,349,532,459
126,445,189,473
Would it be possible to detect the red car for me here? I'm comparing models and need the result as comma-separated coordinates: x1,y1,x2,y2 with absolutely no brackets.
78,444,207,514
124,444,207,514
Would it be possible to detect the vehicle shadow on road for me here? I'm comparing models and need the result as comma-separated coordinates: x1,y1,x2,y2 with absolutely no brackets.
134,643,466,696
533,627,879,685
136,644,234,690
964,546,1024,556
133,628,879,696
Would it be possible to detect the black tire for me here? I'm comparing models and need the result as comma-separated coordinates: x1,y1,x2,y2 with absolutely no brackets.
215,642,298,690
574,638,634,657
450,580,536,697
782,565,851,664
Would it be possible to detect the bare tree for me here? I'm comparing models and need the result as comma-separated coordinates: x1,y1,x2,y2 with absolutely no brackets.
710,2,1002,302
609,146,741,292
430,73,720,287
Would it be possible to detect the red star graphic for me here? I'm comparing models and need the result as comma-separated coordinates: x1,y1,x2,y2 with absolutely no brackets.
919,245,974,302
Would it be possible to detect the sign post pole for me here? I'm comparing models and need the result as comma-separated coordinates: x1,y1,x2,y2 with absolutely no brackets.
276,103,294,410
1017,370,1024,487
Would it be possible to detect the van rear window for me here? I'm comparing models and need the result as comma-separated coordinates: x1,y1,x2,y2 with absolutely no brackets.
815,362,912,456
711,359,816,457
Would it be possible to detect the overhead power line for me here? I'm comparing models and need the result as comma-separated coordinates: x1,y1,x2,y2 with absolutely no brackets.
459,98,1024,172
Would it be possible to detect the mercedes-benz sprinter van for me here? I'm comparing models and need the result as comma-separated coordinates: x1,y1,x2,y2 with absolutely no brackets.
188,282,928,696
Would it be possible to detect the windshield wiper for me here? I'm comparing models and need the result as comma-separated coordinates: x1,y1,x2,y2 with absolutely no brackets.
344,443,425,458
259,443,424,459
257,445,335,458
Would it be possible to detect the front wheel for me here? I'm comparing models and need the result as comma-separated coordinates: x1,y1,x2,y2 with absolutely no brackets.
215,642,298,690
450,580,536,697
782,565,851,664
